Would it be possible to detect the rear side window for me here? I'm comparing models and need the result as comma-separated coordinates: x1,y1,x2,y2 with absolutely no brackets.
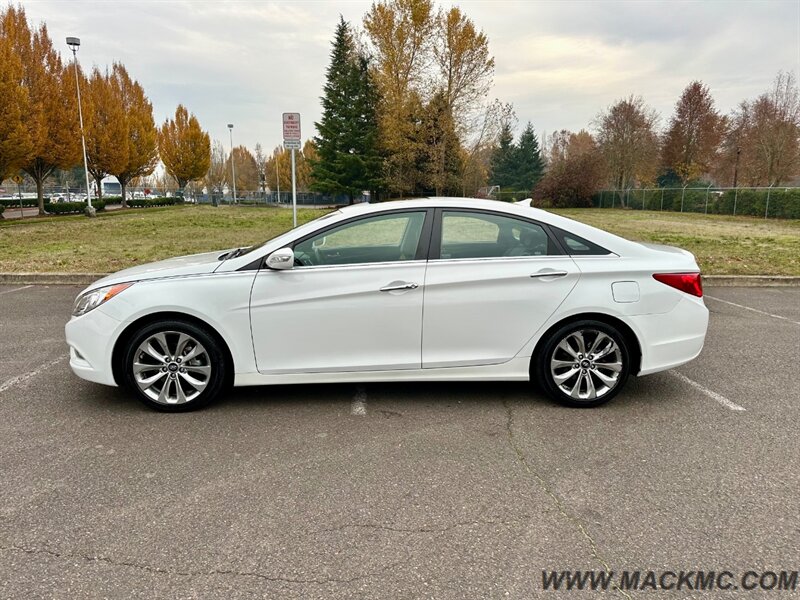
438,211,560,259
551,226,611,256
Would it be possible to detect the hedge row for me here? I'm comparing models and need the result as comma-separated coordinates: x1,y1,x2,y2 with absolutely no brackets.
2,196,183,215
43,200,106,214
0,198,39,208
592,188,800,219
126,197,183,208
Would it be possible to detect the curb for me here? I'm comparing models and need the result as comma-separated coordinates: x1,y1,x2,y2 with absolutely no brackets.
703,275,800,287
2,273,800,287
0,273,107,286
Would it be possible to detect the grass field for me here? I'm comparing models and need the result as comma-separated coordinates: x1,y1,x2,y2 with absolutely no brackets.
1,204,798,275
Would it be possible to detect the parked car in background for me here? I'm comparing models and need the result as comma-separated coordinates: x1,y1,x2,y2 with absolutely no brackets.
65,198,709,412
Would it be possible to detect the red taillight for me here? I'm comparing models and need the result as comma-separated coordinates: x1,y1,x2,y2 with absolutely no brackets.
653,272,703,297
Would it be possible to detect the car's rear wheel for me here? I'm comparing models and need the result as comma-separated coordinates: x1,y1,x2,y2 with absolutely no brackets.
535,320,630,408
122,320,227,412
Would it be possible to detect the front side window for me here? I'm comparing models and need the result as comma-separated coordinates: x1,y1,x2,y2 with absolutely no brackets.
439,211,556,259
293,211,427,267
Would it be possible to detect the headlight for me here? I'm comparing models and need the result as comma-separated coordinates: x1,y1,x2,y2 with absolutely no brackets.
72,283,133,317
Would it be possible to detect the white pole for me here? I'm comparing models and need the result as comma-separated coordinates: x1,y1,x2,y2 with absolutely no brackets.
71,48,92,209
276,153,281,203
291,147,297,227
228,125,236,204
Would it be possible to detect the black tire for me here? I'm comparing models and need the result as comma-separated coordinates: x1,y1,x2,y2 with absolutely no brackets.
122,319,229,412
534,319,630,408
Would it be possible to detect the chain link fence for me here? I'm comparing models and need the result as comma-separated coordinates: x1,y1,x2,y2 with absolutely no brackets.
199,191,367,207
591,187,800,219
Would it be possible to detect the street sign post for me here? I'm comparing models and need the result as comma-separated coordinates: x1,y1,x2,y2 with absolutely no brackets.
283,113,301,227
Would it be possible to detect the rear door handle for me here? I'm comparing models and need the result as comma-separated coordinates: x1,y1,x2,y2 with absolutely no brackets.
380,281,419,292
530,270,568,279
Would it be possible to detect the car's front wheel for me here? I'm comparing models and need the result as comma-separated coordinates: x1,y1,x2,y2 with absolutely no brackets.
122,320,228,412
535,320,630,408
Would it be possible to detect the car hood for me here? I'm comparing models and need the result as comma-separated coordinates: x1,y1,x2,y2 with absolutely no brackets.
85,249,230,291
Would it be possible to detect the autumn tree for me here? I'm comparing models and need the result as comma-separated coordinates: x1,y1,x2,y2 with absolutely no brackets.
158,104,211,191
313,18,382,202
3,6,81,214
533,130,605,208
0,15,32,180
298,139,318,192
459,99,515,196
421,91,462,195
225,145,259,193
205,140,227,202
661,81,724,183
434,6,494,137
266,142,317,195
85,67,127,199
715,72,800,186
109,63,158,207
265,146,287,194
596,96,659,204
364,0,436,196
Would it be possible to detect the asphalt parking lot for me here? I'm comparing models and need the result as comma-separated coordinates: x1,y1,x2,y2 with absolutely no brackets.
0,285,798,599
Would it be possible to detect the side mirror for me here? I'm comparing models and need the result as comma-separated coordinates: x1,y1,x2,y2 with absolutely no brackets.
265,247,294,270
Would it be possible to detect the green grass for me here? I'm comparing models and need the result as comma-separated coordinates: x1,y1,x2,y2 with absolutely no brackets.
1,204,798,275
552,208,800,276
0,205,329,273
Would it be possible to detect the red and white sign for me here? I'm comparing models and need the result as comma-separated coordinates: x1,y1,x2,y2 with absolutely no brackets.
282,112,301,141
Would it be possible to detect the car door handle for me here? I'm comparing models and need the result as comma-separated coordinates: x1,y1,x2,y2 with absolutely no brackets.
380,282,419,292
530,270,568,279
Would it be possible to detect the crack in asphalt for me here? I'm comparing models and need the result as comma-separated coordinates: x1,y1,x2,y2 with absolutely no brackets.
311,516,529,536
502,400,634,600
0,544,399,586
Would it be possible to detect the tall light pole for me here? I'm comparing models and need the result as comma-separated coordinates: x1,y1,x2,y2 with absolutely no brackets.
66,37,93,210
227,123,236,204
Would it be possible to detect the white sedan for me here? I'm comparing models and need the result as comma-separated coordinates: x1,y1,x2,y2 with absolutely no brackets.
65,198,708,411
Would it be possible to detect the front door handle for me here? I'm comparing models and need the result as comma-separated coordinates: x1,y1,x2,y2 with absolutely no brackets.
380,281,419,292
530,270,568,279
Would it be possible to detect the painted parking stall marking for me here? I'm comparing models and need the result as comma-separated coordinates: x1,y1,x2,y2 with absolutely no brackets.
0,285,32,296
0,355,68,395
705,295,800,326
670,370,746,412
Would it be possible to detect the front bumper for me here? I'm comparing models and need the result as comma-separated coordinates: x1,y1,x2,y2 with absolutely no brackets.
65,308,122,386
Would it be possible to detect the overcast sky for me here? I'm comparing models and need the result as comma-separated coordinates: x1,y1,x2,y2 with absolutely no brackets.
25,0,800,152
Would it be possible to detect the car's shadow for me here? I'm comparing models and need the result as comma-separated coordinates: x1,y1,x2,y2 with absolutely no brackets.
76,370,672,415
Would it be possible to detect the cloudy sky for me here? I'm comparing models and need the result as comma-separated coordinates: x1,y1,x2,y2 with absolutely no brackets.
25,0,800,151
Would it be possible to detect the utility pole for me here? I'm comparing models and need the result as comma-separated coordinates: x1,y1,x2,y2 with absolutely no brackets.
66,37,93,212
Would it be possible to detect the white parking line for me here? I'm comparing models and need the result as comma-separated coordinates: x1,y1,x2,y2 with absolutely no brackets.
0,285,32,296
670,371,745,412
351,385,367,416
705,295,800,326
0,355,68,395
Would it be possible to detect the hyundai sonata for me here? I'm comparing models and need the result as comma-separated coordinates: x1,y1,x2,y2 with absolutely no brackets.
66,198,708,411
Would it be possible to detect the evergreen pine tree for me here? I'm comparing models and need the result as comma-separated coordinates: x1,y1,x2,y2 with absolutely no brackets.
514,122,544,191
489,123,517,189
312,17,381,203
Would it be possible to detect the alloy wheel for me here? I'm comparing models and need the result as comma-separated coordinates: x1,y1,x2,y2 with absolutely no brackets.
549,329,623,401
133,330,212,405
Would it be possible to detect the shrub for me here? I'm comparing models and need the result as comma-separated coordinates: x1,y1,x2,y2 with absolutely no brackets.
42,200,106,214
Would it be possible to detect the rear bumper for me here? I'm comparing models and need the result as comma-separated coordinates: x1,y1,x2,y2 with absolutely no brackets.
631,295,709,376
64,308,121,386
